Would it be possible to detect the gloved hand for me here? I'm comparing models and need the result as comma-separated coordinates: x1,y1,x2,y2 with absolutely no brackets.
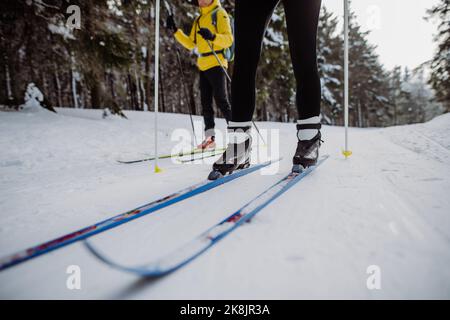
197,28,216,41
166,15,177,33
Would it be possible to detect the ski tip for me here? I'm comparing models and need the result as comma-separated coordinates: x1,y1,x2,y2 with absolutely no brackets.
117,160,137,164
208,170,223,181
291,155,329,173
291,164,305,174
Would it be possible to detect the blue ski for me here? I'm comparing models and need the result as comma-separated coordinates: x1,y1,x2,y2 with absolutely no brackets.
84,156,329,277
0,158,280,272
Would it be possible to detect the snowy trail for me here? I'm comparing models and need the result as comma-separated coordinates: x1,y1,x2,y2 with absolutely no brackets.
0,108,449,299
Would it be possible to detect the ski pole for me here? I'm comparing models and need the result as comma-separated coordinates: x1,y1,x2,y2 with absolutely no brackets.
206,41,232,82
164,0,198,147
342,0,352,158
154,0,162,173
206,40,267,146
174,46,198,147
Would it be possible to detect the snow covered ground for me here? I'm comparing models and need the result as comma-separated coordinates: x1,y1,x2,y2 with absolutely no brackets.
0,107,449,299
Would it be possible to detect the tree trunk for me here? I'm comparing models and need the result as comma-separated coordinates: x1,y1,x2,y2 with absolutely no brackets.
70,53,79,108
127,73,137,110
54,64,62,107
4,57,13,102
145,47,152,112
134,69,142,111
159,65,166,113
109,72,116,101
90,81,101,109
139,74,146,111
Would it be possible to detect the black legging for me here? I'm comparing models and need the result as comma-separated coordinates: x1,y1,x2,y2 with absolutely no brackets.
231,0,322,122
200,66,232,133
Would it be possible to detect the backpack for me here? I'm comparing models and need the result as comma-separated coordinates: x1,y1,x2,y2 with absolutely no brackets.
211,7,235,62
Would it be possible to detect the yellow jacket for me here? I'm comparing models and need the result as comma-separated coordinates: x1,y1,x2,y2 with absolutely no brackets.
174,0,233,71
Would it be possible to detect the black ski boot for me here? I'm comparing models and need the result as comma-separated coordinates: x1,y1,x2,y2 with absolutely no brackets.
208,126,252,180
292,123,322,173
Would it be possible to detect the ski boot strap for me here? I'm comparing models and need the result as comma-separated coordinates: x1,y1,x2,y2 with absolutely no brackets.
298,131,322,146
228,125,252,132
296,123,322,131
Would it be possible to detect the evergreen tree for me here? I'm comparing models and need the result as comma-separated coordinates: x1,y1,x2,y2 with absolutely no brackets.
0,0,65,111
67,0,132,117
0,0,441,127
388,66,402,125
426,0,450,113
317,7,342,125
346,9,391,127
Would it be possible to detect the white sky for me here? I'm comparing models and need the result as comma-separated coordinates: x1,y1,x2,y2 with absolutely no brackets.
323,0,440,70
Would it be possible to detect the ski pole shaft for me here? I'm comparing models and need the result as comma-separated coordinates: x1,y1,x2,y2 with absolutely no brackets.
174,47,198,146
154,0,161,172
206,40,231,82
343,0,351,157
164,0,198,146
251,120,266,146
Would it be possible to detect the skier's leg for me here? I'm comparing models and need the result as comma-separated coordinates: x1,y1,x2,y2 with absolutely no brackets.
283,0,323,171
200,70,215,137
210,0,280,179
206,66,231,123
283,0,322,121
231,0,281,122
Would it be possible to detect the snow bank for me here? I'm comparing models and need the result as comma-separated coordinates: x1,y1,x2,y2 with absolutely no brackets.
0,109,449,299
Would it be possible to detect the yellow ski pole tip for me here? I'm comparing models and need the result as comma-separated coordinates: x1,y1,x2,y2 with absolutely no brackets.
154,165,163,173
342,150,353,158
